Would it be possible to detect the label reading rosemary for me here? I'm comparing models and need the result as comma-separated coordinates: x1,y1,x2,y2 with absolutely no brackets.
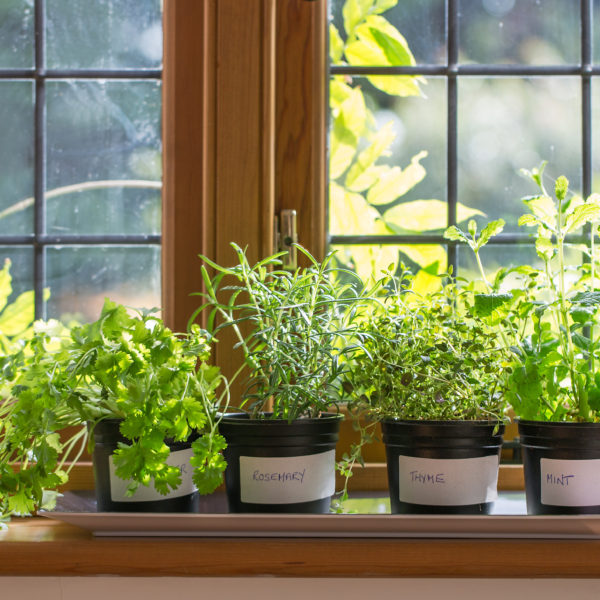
109,447,197,502
398,455,499,506
240,450,335,504
541,458,600,507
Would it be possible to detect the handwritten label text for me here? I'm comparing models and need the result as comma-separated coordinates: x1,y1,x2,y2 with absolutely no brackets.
546,473,574,486
252,469,306,484
409,471,445,484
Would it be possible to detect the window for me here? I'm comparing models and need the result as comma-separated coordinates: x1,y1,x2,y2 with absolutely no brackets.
0,0,162,323
328,0,599,285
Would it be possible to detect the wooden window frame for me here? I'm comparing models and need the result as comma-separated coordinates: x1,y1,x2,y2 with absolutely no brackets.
162,0,326,335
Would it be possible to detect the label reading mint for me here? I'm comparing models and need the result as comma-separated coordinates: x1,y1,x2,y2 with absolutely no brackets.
398,455,499,506
541,458,600,507
109,447,197,502
240,450,335,504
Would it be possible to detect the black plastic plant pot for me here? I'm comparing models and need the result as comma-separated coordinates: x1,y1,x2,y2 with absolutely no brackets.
218,413,341,513
92,419,200,513
518,420,600,515
381,419,505,514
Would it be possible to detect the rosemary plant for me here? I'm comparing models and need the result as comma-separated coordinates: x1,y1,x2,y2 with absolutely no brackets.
191,243,370,421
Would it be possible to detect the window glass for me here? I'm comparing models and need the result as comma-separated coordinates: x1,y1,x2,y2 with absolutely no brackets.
46,0,162,70
46,245,161,322
591,78,600,182
0,0,34,69
0,81,34,236
46,80,161,235
458,77,581,232
458,0,580,65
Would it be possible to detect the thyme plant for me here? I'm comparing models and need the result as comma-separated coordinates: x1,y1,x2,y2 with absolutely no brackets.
344,271,509,422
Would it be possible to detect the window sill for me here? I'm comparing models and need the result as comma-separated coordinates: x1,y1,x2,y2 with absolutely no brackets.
2,515,600,578
1,463,597,579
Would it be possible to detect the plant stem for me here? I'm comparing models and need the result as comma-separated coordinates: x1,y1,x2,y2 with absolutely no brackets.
555,197,586,419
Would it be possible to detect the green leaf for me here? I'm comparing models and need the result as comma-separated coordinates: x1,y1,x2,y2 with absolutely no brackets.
555,175,568,201
347,240,400,283
384,199,484,233
0,259,12,314
345,16,422,97
368,26,415,66
367,74,423,97
329,24,344,63
443,225,469,244
373,0,398,11
7,490,36,517
190,434,227,495
346,165,391,193
0,290,34,336
329,88,366,179
342,0,374,36
329,78,353,108
473,293,513,317
329,183,384,236
344,121,395,187
520,162,547,189
523,195,557,230
564,203,600,234
475,219,505,250
366,151,427,205
517,214,538,227
572,291,600,306
535,237,555,261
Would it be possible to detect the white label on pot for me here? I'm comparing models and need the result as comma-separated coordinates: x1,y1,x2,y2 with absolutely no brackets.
398,455,499,506
109,448,197,502
541,458,600,507
239,450,335,505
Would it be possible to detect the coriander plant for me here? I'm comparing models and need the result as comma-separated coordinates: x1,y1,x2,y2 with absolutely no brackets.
0,299,228,521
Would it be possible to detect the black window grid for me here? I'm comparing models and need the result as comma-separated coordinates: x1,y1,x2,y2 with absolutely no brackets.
327,0,595,275
0,0,162,320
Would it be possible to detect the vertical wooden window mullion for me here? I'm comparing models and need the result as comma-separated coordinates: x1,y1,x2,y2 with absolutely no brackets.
162,0,277,404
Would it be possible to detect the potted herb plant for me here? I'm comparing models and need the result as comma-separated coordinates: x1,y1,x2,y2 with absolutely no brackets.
0,299,227,518
191,243,368,513
343,271,508,514
446,163,600,514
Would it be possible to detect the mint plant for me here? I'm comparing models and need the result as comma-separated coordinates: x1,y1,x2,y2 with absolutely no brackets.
445,164,600,422
0,299,228,521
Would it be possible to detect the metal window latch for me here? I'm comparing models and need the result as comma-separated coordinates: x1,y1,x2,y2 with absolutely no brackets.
273,209,298,270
